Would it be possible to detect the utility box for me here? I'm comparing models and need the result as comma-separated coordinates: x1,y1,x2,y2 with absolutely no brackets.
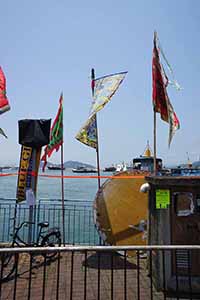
146,175,200,298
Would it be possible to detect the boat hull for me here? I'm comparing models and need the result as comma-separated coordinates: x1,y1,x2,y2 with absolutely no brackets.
103,167,116,172
94,170,148,253
72,168,97,173
47,167,65,170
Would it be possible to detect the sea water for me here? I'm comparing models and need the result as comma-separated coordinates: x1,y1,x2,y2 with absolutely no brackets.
0,169,104,201
0,169,107,245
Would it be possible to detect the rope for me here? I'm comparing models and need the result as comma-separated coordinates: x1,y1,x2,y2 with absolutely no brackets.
0,172,145,179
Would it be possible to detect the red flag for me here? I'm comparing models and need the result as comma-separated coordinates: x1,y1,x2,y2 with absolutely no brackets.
41,94,63,171
0,67,10,114
152,35,169,122
152,32,180,146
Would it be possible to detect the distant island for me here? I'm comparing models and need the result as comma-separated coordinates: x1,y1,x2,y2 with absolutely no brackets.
64,160,96,169
40,160,96,169
3,159,200,171
165,160,200,169
190,160,200,168
0,161,96,171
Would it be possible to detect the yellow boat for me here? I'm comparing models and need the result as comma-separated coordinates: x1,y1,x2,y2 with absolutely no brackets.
93,143,162,249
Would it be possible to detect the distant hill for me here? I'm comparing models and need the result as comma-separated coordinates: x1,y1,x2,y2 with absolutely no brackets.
63,161,95,169
173,161,200,168
40,160,95,169
191,160,200,168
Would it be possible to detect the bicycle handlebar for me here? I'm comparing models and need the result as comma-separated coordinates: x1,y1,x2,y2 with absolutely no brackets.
12,221,36,244
15,221,35,231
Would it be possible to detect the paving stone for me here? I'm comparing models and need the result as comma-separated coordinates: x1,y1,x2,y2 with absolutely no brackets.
1,251,165,300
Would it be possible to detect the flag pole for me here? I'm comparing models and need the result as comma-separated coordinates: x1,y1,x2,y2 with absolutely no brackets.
153,31,157,176
60,94,65,245
91,68,101,189
153,108,157,175
61,143,65,245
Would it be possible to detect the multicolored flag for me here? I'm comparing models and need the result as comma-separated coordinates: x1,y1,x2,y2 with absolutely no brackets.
152,32,180,146
89,71,127,117
0,127,7,138
0,67,10,114
75,114,97,149
41,93,63,171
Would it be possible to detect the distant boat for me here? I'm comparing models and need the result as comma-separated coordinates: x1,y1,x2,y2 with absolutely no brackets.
1,166,13,170
103,166,116,172
47,165,65,170
72,167,97,173
115,163,127,172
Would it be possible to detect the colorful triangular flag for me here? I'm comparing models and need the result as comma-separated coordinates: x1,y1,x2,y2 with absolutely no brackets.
89,71,127,117
41,93,63,171
75,114,97,149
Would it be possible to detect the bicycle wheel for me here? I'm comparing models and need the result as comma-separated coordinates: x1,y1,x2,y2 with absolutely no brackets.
41,232,61,259
0,253,18,282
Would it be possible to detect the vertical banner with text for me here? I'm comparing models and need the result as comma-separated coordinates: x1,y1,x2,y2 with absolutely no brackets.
16,146,41,203
16,146,32,203
17,119,51,204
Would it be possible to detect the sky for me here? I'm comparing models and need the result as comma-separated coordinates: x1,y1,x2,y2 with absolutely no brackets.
0,0,200,168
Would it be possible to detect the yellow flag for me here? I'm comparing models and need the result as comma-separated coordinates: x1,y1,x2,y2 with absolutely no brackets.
76,114,97,149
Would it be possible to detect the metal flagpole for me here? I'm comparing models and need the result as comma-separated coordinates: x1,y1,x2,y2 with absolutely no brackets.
61,97,65,245
91,68,101,190
153,31,157,176
95,116,101,190
61,144,65,245
153,108,157,175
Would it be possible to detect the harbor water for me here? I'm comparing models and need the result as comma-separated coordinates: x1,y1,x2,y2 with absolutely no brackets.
0,169,104,201
0,169,107,245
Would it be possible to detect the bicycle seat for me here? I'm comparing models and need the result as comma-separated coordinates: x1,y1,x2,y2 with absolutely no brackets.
38,222,49,228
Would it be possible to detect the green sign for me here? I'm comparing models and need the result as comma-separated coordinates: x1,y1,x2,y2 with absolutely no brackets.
156,189,170,209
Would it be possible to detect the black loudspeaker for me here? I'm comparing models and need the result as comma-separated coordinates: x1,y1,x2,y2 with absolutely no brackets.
18,119,51,148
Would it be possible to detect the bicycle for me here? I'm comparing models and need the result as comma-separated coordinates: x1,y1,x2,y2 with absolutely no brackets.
0,221,61,282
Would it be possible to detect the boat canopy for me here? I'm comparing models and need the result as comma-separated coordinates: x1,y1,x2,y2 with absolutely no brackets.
133,157,162,172
132,141,162,172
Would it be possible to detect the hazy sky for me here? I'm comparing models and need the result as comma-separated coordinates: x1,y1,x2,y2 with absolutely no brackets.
0,0,199,168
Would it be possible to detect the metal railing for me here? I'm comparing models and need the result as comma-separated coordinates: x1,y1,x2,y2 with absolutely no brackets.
0,200,100,245
1,245,200,300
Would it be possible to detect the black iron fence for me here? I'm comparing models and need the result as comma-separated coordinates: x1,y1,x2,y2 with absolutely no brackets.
1,245,200,300
0,199,100,245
